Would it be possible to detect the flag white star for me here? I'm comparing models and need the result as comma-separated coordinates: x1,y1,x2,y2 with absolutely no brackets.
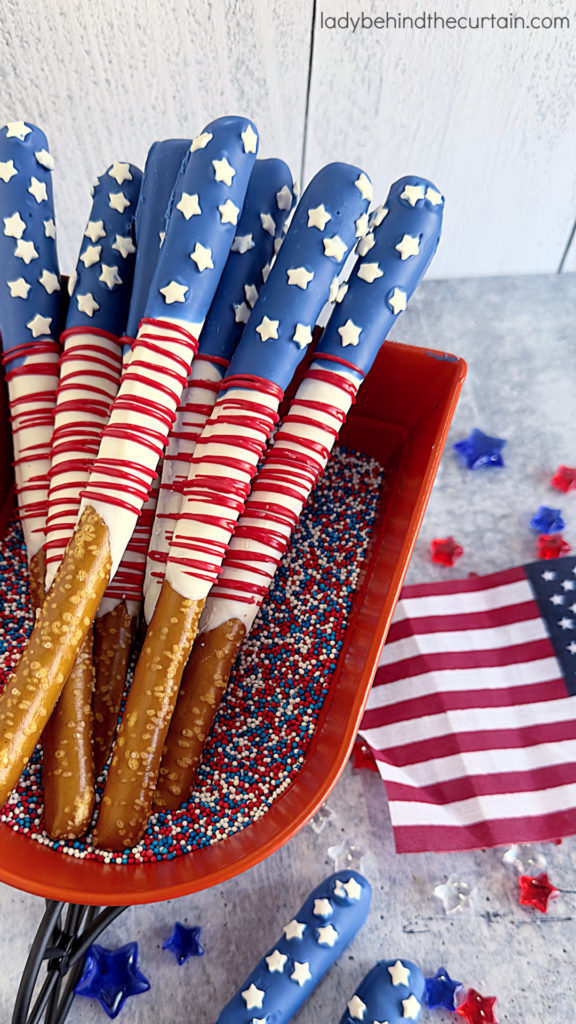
6,121,31,140
550,594,564,605
85,219,106,243
542,571,556,581
160,281,188,304
402,994,421,1019
265,949,287,973
44,218,56,239
357,262,383,283
76,292,99,317
190,242,214,272
190,131,213,152
35,149,55,171
79,245,102,268
108,162,132,184
212,157,235,186
316,924,338,946
176,192,201,219
335,876,363,900
401,183,426,206
283,919,305,940
241,983,264,1010
395,234,420,260
426,186,443,206
112,234,136,258
67,269,77,296
293,323,313,349
291,961,312,986
26,313,52,337
559,618,574,630
567,641,576,654
14,239,38,264
357,232,375,256
323,235,347,262
276,184,292,210
347,995,367,1019
4,211,26,238
233,301,251,324
244,283,258,308
371,205,388,227
39,269,60,294
313,898,333,917
388,960,411,986
109,191,130,213
287,266,314,289
219,198,239,224
355,212,369,237
7,277,30,298
99,264,122,289
260,212,276,236
231,234,254,254
338,319,362,347
354,173,373,201
388,287,407,315
308,204,331,230
0,160,17,182
241,123,258,153
256,315,279,342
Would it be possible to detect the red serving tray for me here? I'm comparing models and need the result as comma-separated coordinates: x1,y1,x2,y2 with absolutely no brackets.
0,339,465,905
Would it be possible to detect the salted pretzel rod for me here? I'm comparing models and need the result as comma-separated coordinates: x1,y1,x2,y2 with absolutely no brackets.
94,160,372,850
0,122,62,610
92,138,190,775
155,176,445,808
0,116,258,809
42,160,142,838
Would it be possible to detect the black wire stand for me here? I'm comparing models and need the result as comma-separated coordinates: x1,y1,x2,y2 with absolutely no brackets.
11,900,127,1024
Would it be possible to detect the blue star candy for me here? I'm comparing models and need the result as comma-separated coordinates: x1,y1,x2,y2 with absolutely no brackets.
162,921,204,964
74,941,150,1019
425,965,463,1011
530,505,566,533
453,428,506,469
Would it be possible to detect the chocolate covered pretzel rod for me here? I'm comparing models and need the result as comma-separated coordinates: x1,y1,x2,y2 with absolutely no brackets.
0,116,257,809
216,871,371,1024
340,959,425,1024
42,160,141,837
94,161,371,849
155,175,444,809
0,122,62,610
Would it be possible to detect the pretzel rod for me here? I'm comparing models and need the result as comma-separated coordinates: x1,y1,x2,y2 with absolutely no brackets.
155,176,445,808
0,116,257,810
339,959,426,1024
94,161,371,849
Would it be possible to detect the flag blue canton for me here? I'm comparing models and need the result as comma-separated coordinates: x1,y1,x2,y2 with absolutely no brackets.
525,556,576,696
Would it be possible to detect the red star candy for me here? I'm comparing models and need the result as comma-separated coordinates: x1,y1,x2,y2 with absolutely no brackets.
430,536,464,567
550,465,576,493
455,988,499,1023
536,533,572,559
351,738,378,772
518,871,559,913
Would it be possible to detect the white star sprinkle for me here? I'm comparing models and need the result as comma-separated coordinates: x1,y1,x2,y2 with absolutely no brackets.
28,176,48,204
357,232,375,257
276,185,293,210
256,315,279,342
160,280,188,304
323,235,347,262
355,212,369,237
79,245,102,268
354,172,373,201
244,283,258,308
219,198,239,225
44,218,56,239
241,124,258,154
109,191,130,213
265,949,287,973
291,961,312,986
307,204,331,230
401,183,426,206
76,292,99,316
348,994,367,1019
402,994,421,1019
293,323,313,349
388,287,407,315
159,231,165,247
6,122,31,141
261,262,271,283
99,264,122,290
108,162,132,184
389,960,411,986
395,234,420,260
241,983,264,1010
7,277,30,298
176,192,201,219
260,212,276,236
335,877,363,900
329,276,340,302
283,919,306,941
336,282,348,303
4,211,26,238
371,205,388,227
287,266,314,290
338,319,362,347
233,301,251,324
26,313,52,337
190,242,214,272
39,269,60,294
67,269,77,296
85,220,106,243
426,186,443,206
212,157,235,186
35,149,54,171
112,234,136,258
357,262,383,283
274,236,282,254
317,924,338,946
190,132,213,153
313,898,333,917
14,239,38,264
231,234,254,254
0,160,17,182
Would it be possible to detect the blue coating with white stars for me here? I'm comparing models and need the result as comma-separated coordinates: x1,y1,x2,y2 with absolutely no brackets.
125,138,191,341
339,958,426,1024
198,157,294,361
0,122,61,367
315,175,444,378
66,161,142,335
224,162,371,389
144,116,259,330
215,871,371,1024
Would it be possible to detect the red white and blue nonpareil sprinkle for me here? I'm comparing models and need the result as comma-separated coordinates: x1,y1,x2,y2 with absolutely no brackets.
0,445,382,865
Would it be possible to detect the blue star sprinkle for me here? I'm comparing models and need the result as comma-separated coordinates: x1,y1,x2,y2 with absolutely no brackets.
162,922,204,964
425,965,463,1011
530,505,566,533
74,941,150,1019
453,428,506,469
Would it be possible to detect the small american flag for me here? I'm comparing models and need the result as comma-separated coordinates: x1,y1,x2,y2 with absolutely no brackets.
359,556,576,853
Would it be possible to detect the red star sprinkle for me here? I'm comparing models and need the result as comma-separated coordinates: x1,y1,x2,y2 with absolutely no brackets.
536,533,572,559
455,987,499,1023
351,737,378,772
550,465,576,493
430,536,464,567
518,871,559,913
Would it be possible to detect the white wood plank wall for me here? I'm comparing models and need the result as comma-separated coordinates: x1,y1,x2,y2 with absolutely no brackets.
0,0,575,278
